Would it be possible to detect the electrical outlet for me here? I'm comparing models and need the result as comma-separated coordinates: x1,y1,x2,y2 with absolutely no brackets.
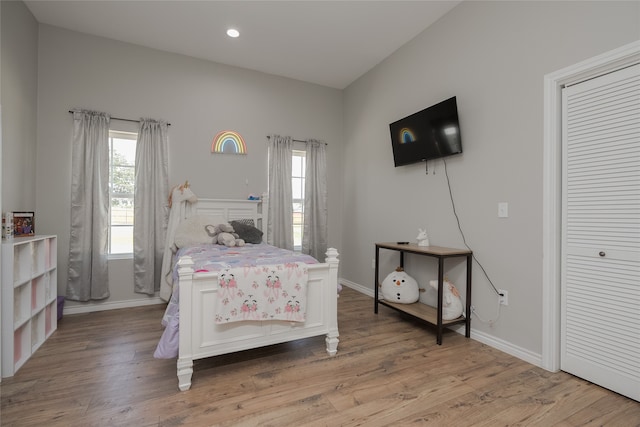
498,289,508,306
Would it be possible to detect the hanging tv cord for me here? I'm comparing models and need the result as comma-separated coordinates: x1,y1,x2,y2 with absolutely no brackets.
425,159,437,175
442,157,503,325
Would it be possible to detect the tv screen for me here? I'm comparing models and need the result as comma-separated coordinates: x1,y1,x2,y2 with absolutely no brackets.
389,96,462,167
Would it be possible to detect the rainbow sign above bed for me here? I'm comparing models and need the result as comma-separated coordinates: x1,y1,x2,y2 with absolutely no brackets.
211,130,247,154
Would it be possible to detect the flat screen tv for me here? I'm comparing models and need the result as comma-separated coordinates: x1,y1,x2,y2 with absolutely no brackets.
389,96,462,167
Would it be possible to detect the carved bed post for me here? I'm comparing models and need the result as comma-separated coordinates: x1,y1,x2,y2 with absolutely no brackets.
324,247,340,356
177,256,195,391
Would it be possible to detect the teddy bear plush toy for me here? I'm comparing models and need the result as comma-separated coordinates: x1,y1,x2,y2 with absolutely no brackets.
381,267,419,304
205,223,245,247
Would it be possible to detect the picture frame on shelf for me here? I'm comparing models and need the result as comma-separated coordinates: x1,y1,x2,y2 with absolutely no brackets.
13,212,35,237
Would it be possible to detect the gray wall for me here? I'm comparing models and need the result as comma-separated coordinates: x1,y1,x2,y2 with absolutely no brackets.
341,1,639,358
1,1,38,212
35,25,344,308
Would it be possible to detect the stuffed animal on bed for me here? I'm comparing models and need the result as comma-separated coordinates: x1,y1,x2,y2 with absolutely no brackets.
428,279,463,320
381,267,419,304
205,223,245,247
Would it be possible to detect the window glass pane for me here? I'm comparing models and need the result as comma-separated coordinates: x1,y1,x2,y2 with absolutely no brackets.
292,150,306,250
112,138,136,165
292,156,303,176
293,224,303,249
111,166,135,195
292,157,300,176
292,177,304,199
110,199,134,225
109,131,137,255
110,226,133,254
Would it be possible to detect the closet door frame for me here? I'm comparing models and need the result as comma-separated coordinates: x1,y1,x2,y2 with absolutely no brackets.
542,40,640,372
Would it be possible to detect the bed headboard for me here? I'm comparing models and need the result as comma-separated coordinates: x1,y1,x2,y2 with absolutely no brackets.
193,193,268,233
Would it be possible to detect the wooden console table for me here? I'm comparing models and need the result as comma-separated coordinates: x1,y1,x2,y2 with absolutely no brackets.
374,242,472,345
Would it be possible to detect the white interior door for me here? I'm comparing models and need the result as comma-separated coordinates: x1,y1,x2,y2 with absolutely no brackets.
561,63,640,401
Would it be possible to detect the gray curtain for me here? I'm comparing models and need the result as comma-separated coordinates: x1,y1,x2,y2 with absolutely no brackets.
302,140,328,260
267,135,294,250
66,110,111,301
134,119,169,295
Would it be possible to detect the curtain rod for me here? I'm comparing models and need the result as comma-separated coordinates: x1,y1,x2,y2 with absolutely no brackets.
68,110,171,126
266,135,327,145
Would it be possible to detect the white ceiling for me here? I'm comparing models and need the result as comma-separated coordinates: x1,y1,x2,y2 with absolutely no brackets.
24,1,460,89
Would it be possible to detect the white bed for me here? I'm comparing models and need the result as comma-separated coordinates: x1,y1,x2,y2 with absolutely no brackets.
161,197,339,391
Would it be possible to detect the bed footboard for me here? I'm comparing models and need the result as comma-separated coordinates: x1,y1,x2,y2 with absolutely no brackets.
176,248,339,391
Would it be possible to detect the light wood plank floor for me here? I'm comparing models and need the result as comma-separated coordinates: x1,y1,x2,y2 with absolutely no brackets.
1,287,638,426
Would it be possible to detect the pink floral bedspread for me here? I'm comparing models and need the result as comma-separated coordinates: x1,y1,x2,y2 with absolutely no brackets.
214,263,308,323
154,243,318,359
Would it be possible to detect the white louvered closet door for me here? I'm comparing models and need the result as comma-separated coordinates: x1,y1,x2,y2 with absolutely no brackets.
561,63,640,401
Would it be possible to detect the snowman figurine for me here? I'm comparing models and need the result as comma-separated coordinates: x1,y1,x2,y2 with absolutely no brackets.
381,267,419,304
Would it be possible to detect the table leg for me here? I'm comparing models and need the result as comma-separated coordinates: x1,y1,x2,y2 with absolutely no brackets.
374,246,380,314
437,257,444,345
465,254,472,338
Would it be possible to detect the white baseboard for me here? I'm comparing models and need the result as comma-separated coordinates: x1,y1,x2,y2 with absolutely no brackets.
340,278,543,369
452,324,542,367
341,278,374,298
63,296,165,316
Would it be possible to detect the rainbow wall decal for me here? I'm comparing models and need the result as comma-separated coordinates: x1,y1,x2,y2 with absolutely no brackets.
211,130,247,154
399,128,416,144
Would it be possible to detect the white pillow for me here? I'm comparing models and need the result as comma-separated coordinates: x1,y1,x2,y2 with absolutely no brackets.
174,215,227,248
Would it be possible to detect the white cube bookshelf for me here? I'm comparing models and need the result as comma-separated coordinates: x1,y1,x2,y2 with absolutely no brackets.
2,235,58,377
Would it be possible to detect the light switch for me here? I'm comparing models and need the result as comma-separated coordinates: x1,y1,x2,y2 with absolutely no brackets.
498,202,509,218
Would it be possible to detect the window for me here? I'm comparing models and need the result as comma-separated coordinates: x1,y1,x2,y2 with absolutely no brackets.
292,150,306,250
108,131,137,255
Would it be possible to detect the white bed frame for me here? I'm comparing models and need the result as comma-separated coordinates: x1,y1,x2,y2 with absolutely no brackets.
174,197,339,391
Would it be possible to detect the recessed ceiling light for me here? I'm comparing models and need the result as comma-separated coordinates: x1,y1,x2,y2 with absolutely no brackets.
226,28,240,38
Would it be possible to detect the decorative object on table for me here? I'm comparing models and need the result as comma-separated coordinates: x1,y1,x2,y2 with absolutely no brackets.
12,211,35,237
428,279,463,320
2,211,14,239
381,267,419,304
416,228,430,246
211,130,247,154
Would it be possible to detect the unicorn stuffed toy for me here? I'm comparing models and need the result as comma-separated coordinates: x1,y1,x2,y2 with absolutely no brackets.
416,228,430,247
429,279,463,320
